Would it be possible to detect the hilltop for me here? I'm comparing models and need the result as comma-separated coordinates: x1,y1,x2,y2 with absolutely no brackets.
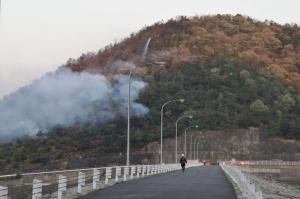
67,14,300,90
0,14,300,174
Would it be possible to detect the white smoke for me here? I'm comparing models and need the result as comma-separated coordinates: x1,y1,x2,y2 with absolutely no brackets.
0,67,148,142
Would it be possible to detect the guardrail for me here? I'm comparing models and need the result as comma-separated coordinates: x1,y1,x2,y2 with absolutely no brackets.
0,162,201,199
221,163,263,199
234,160,300,166
240,168,280,174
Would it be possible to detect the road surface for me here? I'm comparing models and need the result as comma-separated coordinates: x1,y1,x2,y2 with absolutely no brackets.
79,166,236,199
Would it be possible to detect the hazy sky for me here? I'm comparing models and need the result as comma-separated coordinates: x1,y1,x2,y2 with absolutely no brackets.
0,0,300,97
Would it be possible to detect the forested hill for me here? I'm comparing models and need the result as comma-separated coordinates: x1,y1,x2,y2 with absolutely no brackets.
67,14,300,91
0,14,300,174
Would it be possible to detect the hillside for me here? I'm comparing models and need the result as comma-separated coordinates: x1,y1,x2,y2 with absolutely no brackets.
67,14,300,90
0,14,300,174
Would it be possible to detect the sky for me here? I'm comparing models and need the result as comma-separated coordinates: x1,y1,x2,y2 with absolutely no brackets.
0,0,300,98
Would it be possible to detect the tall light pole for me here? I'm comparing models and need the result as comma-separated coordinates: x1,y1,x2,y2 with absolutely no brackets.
196,135,204,162
196,142,200,161
127,69,135,166
190,134,194,160
184,125,198,159
175,115,192,163
193,138,199,160
191,132,202,160
160,99,184,164
0,0,2,24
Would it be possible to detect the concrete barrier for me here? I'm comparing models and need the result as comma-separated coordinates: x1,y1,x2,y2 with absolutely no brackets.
0,185,8,199
0,163,202,198
221,163,262,199
92,169,100,190
32,179,42,199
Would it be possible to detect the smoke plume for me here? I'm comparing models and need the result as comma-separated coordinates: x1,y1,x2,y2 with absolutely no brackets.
0,67,148,142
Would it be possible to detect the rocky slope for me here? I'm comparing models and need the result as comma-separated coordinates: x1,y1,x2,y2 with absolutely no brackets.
143,128,300,163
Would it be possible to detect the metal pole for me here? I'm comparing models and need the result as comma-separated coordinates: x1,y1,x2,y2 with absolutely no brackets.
160,99,184,164
160,106,163,164
184,128,187,157
184,125,198,160
127,71,133,166
193,139,198,160
175,115,192,163
190,134,193,160
0,0,2,24
175,121,178,163
197,142,199,161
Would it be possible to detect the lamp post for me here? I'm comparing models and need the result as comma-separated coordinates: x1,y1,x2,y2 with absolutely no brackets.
160,99,184,164
196,142,200,161
192,133,203,160
184,125,198,159
175,115,192,163
190,134,194,160
190,132,202,160
127,61,166,166
196,135,204,162
126,69,136,166
193,138,200,160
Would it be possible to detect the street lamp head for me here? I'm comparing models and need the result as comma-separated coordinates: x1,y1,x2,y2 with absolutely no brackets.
195,125,199,128
180,99,185,103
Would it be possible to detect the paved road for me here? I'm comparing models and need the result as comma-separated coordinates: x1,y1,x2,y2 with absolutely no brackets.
80,166,236,199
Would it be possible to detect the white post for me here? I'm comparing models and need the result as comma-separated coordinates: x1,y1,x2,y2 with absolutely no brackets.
0,186,8,199
58,175,67,199
77,172,85,194
124,167,129,181
151,166,155,175
130,166,136,179
142,166,146,177
146,165,150,176
93,169,100,190
137,166,141,178
32,179,42,199
115,167,121,182
105,167,112,184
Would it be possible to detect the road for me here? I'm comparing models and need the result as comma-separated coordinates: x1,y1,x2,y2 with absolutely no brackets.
79,166,236,199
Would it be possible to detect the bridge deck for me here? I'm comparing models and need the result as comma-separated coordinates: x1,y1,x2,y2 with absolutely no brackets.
79,166,236,199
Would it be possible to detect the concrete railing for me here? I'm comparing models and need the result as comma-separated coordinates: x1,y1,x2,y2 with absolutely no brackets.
240,168,280,174
221,163,263,199
0,162,201,199
234,160,300,166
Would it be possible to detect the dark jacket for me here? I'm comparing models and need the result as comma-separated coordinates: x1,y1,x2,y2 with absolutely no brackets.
180,157,187,165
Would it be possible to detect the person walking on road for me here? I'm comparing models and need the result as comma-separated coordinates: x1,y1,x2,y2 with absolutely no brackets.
179,154,187,172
